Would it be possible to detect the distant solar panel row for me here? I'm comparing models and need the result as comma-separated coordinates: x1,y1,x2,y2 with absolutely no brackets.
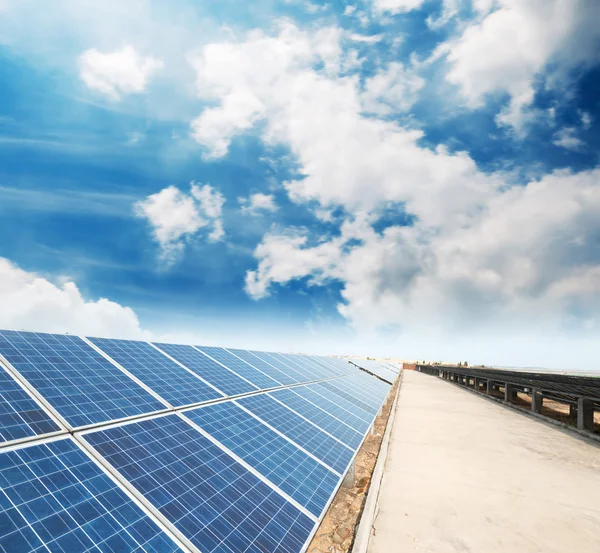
348,359,399,384
0,329,393,553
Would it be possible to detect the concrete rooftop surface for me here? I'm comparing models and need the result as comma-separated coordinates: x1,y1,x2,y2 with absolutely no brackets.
365,370,600,553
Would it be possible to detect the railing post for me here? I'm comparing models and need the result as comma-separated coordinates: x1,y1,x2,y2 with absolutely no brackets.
577,398,595,432
505,383,517,403
532,389,543,413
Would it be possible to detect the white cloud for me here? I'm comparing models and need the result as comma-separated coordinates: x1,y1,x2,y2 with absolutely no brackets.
361,62,425,113
581,111,592,129
188,21,342,158
134,183,225,265
79,45,163,99
349,33,383,44
343,6,357,16
0,257,146,338
186,21,600,364
552,127,584,150
372,0,427,15
239,193,278,215
434,0,600,131
249,168,600,339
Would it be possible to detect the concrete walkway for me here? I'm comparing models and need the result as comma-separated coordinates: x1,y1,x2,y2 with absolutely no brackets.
366,370,600,553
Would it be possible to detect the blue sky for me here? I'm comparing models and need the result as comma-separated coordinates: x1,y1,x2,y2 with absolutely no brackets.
1,0,600,369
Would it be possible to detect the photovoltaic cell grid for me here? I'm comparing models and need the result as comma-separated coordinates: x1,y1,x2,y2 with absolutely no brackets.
268,388,363,450
324,376,387,413
312,382,374,420
183,401,338,517
293,386,371,433
226,350,298,386
340,373,392,409
312,356,349,376
197,347,280,390
349,359,397,383
0,437,182,553
83,415,314,553
288,356,336,379
87,338,223,408
0,329,394,553
0,367,61,445
255,352,315,383
0,331,166,429
237,394,354,474
152,343,257,397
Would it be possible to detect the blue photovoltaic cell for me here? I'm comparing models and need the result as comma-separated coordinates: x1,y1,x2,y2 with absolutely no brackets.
334,373,390,408
0,331,166,428
152,343,258,397
269,388,363,450
314,357,349,376
197,346,280,390
0,438,182,553
237,394,354,474
0,367,61,444
227,350,298,386
278,353,333,380
350,360,396,383
341,373,391,406
319,380,379,414
300,356,339,380
310,382,373,424
88,338,223,408
291,386,371,433
184,401,338,517
259,353,318,383
84,415,314,553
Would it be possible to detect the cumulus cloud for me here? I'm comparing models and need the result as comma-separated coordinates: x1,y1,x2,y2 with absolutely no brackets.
186,21,600,348
188,21,342,158
249,168,600,337
434,0,600,131
239,193,278,215
79,45,163,99
361,62,425,113
134,183,225,265
0,257,146,338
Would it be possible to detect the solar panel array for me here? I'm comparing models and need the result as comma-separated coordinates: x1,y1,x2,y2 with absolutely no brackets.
0,329,398,553
347,358,401,384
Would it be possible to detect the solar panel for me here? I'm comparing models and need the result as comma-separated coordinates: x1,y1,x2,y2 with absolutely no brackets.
292,354,340,378
0,437,183,553
183,401,339,517
236,394,354,474
0,331,166,429
287,355,337,379
151,343,258,397
292,385,371,433
82,414,314,553
349,359,397,383
87,338,223,408
227,349,299,385
312,382,373,422
269,388,363,450
260,352,321,382
0,366,62,446
341,372,392,407
324,376,388,412
196,346,280,390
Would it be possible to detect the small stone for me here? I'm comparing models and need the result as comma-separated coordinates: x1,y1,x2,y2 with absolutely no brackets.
333,526,352,544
